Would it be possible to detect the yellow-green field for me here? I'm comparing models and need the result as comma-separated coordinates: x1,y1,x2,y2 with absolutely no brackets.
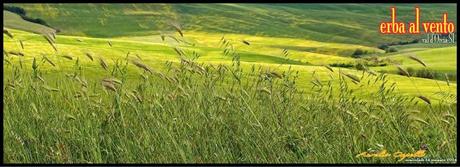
3,3,457,164
4,29,456,99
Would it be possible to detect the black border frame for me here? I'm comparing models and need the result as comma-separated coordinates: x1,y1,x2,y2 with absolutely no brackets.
2,1,459,166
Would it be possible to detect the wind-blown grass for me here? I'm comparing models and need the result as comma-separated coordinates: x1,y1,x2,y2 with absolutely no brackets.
3,28,457,164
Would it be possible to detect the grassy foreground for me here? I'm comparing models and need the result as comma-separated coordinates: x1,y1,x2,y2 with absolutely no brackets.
3,28,457,164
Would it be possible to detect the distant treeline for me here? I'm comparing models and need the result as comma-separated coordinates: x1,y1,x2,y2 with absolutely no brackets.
398,67,456,81
4,5,58,32
377,39,419,53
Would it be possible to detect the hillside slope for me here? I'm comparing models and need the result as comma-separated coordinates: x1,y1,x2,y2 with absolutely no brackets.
3,10,56,35
6,3,457,46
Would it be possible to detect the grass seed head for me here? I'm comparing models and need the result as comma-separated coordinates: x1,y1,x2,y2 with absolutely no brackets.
367,70,377,76
42,85,59,92
343,72,360,83
413,117,429,125
174,47,185,57
269,71,283,79
65,114,76,120
62,55,73,60
3,28,14,38
43,34,57,52
102,80,117,92
417,95,431,105
85,53,94,61
396,65,410,77
102,78,122,85
76,77,88,87
135,54,142,61
258,87,271,94
170,22,183,37
32,58,38,70
160,33,165,41
37,75,45,83
132,59,153,74
443,113,456,120
8,51,24,56
408,55,427,67
19,40,24,49
43,56,56,67
99,57,108,71
323,65,334,72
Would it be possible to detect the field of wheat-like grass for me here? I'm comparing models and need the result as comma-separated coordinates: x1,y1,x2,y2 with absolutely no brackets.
3,25,457,164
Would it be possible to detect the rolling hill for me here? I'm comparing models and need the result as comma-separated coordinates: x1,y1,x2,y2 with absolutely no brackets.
5,3,457,47
3,29,455,99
